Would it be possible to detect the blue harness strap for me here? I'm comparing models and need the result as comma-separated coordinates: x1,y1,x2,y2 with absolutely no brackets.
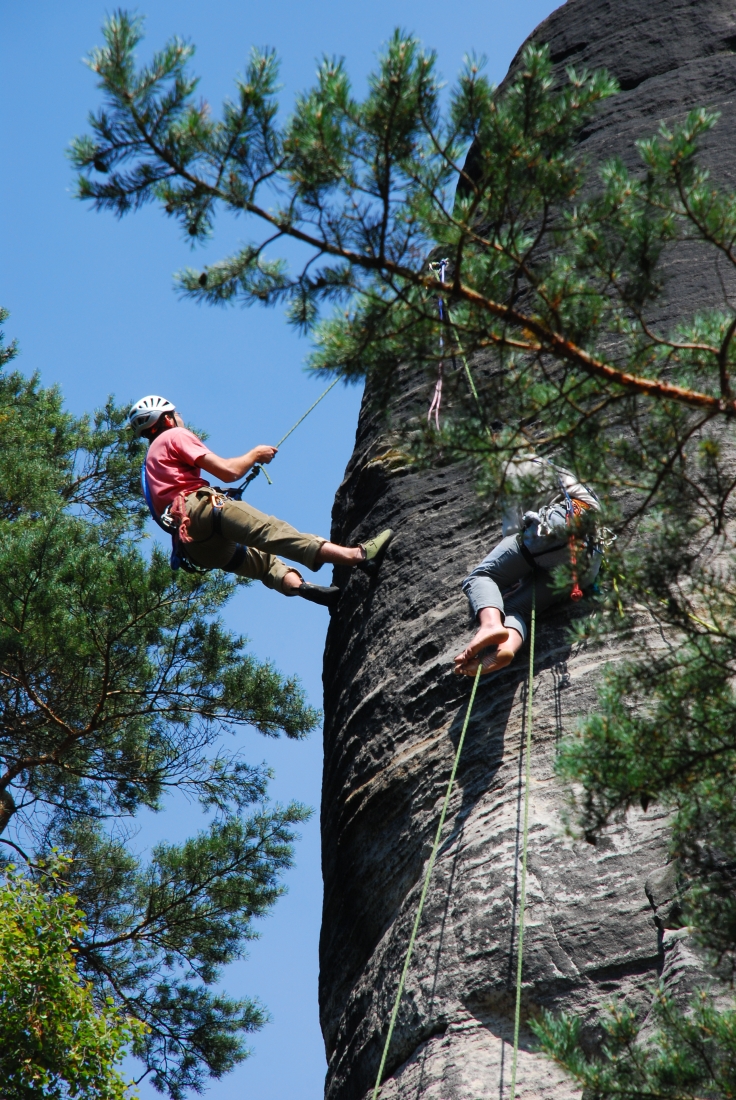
141,463,245,575
141,463,168,532
141,461,186,571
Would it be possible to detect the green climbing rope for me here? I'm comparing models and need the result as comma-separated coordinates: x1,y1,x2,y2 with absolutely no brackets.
509,580,536,1100
453,334,483,418
371,588,538,1100
371,662,484,1100
244,376,340,491
276,376,340,448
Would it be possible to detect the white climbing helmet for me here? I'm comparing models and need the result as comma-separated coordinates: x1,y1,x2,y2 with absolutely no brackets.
128,395,176,436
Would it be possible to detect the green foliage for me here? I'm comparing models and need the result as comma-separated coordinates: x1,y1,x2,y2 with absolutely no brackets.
69,13,736,507
68,807,309,1095
556,633,736,965
0,309,317,1095
0,857,144,1100
533,990,736,1100
71,14,736,1096
0,306,18,368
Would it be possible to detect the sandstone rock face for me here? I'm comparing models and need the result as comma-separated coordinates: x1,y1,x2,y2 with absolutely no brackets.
320,3,736,1097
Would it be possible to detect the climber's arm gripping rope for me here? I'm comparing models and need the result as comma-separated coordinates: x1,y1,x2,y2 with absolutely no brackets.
229,377,340,497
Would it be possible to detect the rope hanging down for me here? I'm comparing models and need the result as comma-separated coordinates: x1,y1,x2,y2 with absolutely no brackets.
509,580,536,1100
234,376,340,495
371,662,483,1100
371,588,537,1100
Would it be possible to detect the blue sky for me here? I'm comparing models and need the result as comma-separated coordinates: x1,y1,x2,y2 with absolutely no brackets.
1,2,559,1097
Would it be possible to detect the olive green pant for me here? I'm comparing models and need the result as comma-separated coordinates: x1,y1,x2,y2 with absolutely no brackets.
183,488,326,594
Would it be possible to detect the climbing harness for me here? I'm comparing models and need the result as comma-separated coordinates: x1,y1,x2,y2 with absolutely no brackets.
371,589,538,1100
140,377,340,572
509,581,536,1100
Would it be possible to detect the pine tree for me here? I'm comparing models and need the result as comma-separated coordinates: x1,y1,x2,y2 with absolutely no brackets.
0,311,317,1096
0,856,145,1100
71,13,736,1096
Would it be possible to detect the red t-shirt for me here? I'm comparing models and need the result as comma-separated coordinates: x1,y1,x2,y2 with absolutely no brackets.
145,427,210,515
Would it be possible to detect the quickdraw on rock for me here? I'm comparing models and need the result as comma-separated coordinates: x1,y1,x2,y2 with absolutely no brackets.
426,259,489,427
427,258,451,429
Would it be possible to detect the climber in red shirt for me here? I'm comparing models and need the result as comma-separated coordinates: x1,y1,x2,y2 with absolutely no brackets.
130,395,393,608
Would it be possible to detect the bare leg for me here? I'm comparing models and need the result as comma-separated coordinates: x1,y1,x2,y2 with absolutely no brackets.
455,627,524,677
454,606,509,669
282,569,303,592
315,541,364,567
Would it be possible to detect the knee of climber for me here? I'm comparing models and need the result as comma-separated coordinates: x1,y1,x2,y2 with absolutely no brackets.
462,572,484,598
459,567,488,602
462,556,508,592
225,545,270,584
463,559,491,587
463,574,504,617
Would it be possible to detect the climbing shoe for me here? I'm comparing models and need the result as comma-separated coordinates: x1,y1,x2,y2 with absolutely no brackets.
295,582,341,609
357,528,394,576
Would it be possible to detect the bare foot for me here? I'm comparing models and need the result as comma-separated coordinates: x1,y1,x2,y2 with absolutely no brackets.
454,623,509,669
456,645,516,677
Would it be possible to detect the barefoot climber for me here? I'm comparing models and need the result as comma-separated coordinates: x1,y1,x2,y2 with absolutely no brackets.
129,395,393,607
455,457,601,677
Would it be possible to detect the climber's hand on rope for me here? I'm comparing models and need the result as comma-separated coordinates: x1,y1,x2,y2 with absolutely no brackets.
249,444,278,466
200,444,277,483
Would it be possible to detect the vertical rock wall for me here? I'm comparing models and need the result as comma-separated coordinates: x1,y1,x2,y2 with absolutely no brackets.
320,2,736,1097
